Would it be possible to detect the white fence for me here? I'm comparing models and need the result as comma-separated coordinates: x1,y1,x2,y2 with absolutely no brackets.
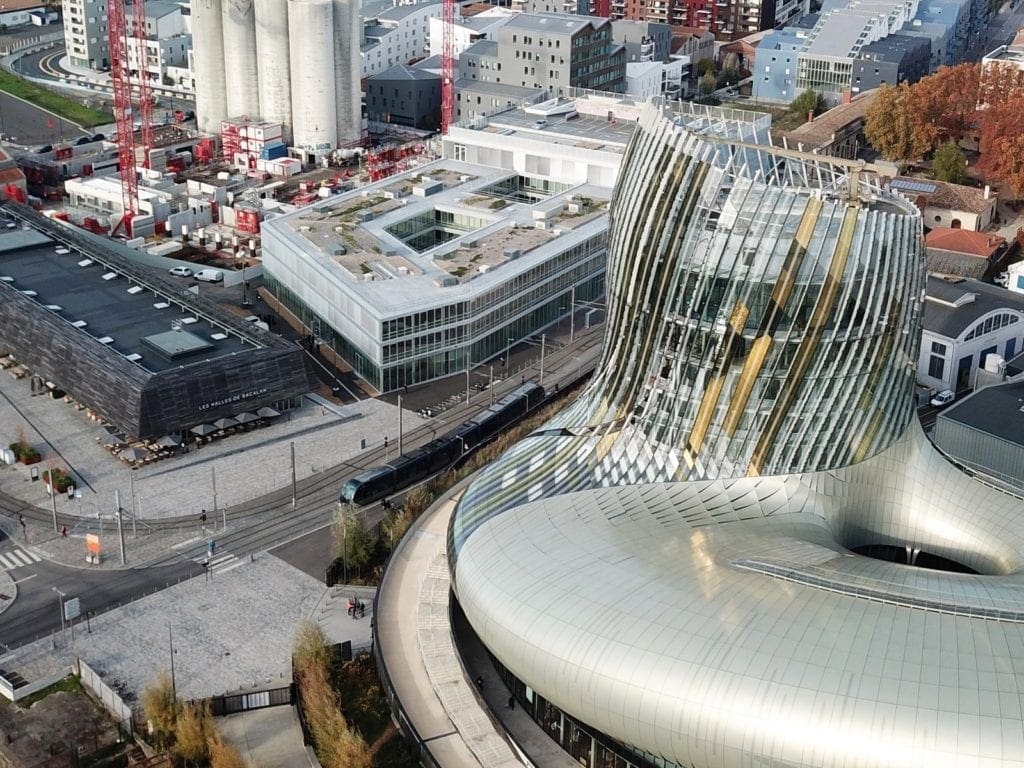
77,658,134,732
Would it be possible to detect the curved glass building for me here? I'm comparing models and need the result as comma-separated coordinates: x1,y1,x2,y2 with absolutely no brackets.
448,103,1024,768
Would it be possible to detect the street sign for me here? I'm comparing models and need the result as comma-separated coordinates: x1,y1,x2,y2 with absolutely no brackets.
63,597,80,621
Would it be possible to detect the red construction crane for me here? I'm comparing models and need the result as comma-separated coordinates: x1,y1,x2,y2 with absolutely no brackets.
440,0,455,134
107,0,139,235
131,0,155,165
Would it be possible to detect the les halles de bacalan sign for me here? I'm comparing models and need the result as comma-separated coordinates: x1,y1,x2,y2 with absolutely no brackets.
197,387,269,412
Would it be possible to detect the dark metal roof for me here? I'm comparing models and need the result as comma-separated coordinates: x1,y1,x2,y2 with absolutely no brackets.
922,275,1024,339
938,380,1024,450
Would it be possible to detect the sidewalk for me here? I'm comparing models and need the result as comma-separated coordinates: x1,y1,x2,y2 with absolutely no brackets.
216,707,315,768
376,487,577,768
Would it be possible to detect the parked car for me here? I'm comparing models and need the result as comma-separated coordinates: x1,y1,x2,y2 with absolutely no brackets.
168,266,194,277
994,272,1010,287
930,389,956,407
194,268,224,283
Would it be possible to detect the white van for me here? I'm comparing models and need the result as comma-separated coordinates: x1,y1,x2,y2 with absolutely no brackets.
194,268,224,283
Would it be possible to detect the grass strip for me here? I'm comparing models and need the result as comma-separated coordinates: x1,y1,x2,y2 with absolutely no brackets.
0,70,112,128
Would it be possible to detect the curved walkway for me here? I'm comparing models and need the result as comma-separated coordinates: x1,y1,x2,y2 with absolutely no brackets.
376,487,576,768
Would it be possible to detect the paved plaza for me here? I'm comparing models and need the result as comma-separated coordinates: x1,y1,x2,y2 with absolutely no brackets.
0,365,411,521
0,553,377,701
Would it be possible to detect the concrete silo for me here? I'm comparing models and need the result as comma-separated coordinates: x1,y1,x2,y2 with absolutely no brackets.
254,0,293,143
221,0,261,118
287,0,337,150
192,0,228,134
333,0,362,145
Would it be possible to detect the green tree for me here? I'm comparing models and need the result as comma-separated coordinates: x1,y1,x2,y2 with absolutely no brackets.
789,88,826,118
332,504,372,575
140,671,179,747
382,505,415,551
931,142,967,184
697,58,717,77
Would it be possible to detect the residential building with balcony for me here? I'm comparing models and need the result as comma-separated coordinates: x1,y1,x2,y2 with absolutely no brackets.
62,0,110,70
455,13,626,121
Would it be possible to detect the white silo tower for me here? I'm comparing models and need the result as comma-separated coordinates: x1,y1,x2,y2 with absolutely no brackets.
221,0,261,118
333,0,362,145
287,0,337,150
192,0,228,134
255,0,293,143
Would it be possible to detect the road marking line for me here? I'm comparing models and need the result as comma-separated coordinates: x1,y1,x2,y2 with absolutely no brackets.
19,548,41,563
0,553,16,570
11,550,34,566
11,574,37,585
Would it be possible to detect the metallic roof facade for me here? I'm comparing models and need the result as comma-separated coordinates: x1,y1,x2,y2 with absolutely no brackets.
448,104,1024,767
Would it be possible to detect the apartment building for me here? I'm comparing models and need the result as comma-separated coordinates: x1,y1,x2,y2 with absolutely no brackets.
62,0,110,70
456,12,625,120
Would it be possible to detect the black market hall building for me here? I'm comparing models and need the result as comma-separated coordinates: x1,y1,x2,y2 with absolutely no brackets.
0,202,315,440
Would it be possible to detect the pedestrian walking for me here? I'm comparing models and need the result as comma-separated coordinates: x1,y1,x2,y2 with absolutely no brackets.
475,675,484,692
508,695,515,710
60,525,67,538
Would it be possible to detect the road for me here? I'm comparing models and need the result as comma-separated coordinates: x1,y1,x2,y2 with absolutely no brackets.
0,90,85,147
0,329,605,648
0,540,198,651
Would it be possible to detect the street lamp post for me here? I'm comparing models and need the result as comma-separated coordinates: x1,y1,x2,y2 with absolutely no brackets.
506,336,513,368
539,334,547,386
398,394,404,456
52,587,66,640
489,365,494,405
570,285,576,343
168,622,177,699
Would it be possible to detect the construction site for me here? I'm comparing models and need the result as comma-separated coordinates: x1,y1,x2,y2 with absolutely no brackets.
0,0,444,277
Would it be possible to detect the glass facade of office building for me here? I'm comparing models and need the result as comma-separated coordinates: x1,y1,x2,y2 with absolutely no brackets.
262,234,605,393
449,104,1024,767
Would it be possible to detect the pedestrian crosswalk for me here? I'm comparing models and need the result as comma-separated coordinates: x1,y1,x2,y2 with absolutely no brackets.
193,551,242,575
0,548,41,571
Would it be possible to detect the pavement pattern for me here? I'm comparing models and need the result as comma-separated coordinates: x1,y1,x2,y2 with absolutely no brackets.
0,361,409,521
0,554,325,701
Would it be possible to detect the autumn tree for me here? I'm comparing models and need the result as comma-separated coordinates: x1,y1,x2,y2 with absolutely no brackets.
140,671,179,747
382,504,414,551
932,142,967,184
696,58,716,77
698,71,717,96
331,504,372,576
209,736,247,768
910,63,981,150
174,701,213,765
979,132,1024,197
293,618,332,678
978,60,1024,107
864,83,928,161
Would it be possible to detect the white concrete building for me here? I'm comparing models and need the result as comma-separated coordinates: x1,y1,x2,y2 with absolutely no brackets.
126,33,192,93
0,0,56,27
919,276,1024,394
361,0,443,77
624,57,687,100
427,7,514,60
62,0,110,70
259,93,767,393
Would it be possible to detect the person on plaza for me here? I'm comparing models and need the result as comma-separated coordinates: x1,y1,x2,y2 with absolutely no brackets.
508,695,515,710
60,525,67,538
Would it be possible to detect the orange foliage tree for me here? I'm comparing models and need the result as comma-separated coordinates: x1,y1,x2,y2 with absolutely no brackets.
977,96,1024,196
909,63,981,150
864,83,929,161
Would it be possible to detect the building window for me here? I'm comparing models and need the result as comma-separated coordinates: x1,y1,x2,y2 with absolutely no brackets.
928,355,945,380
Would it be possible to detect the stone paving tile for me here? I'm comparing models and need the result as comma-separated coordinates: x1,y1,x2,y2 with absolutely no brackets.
0,554,328,700
0,364,411,520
